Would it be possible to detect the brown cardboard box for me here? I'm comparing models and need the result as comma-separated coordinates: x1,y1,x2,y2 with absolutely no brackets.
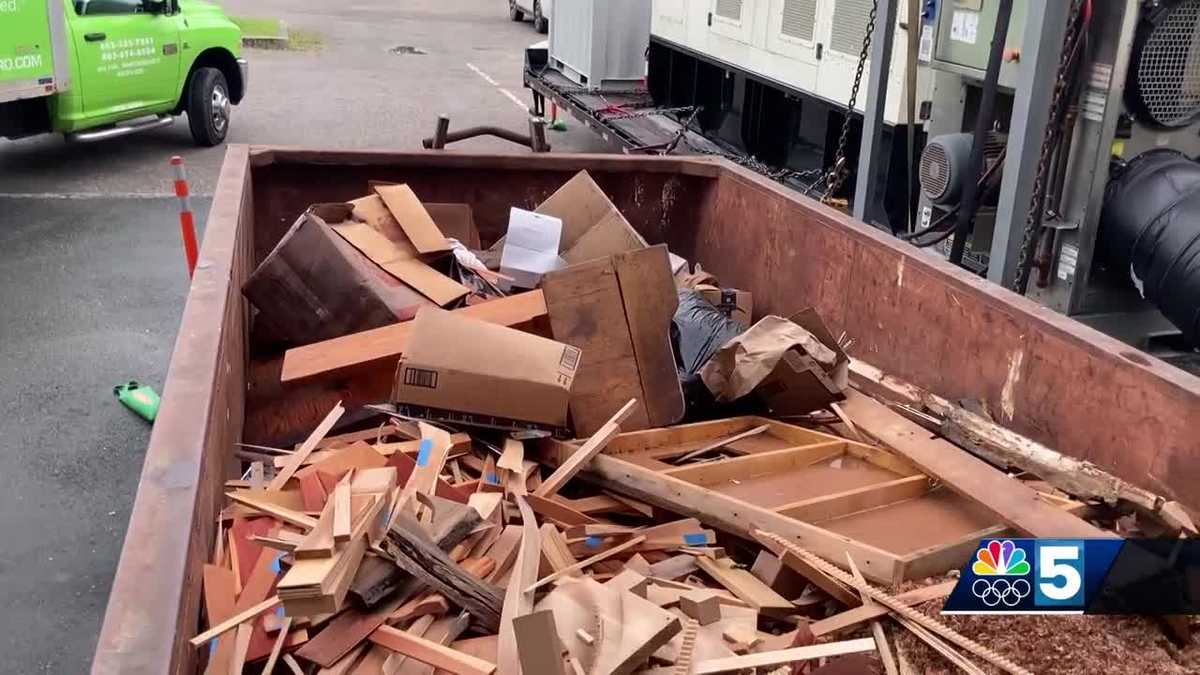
392,307,581,430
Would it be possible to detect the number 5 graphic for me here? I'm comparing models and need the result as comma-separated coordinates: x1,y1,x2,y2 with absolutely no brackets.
1038,543,1083,604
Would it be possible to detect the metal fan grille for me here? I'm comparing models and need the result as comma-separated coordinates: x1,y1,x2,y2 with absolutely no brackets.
781,0,817,41
715,0,743,21
1137,0,1200,127
920,143,951,201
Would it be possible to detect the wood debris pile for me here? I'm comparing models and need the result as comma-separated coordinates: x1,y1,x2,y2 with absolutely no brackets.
193,171,1196,674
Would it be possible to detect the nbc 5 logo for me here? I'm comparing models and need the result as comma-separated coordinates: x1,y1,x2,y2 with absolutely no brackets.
1034,540,1085,607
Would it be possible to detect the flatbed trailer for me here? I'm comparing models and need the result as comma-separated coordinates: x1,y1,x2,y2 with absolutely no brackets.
92,146,1200,675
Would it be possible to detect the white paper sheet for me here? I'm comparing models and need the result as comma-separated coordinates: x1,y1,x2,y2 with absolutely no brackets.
500,207,566,289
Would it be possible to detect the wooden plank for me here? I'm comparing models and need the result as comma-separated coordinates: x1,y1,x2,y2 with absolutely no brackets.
497,496,541,675
527,536,647,593
497,439,524,473
771,548,859,607
534,399,637,498
280,291,547,384
839,391,1106,539
202,564,237,675
271,403,346,490
691,638,877,674
394,423,454,516
536,441,908,585
513,610,566,675
262,617,293,675
809,581,956,637
294,497,338,559
694,557,794,616
674,425,771,464
301,471,330,512
483,525,523,583
845,555,899,675
383,514,504,630
298,441,390,480
540,524,579,574
776,475,931,521
524,494,599,526
370,626,496,675
612,245,685,429
333,483,353,542
189,596,281,646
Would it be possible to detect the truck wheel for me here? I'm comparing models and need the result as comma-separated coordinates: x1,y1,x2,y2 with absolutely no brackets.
533,1,548,33
187,67,231,147
508,0,523,21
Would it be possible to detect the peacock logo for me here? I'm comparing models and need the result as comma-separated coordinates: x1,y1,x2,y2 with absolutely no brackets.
972,540,1031,576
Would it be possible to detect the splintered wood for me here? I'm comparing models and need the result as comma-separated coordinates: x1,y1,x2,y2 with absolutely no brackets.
197,221,1120,675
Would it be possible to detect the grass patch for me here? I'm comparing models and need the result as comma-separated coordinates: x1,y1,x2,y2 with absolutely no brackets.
286,28,325,51
230,16,282,37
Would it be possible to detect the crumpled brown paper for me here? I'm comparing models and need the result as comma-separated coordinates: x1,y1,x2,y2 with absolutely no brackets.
699,315,838,402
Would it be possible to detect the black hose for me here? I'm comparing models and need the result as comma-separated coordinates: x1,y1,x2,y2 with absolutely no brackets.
948,0,1014,265
1099,149,1200,345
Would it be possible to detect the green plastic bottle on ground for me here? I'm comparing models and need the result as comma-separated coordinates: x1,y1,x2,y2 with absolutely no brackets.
114,381,160,422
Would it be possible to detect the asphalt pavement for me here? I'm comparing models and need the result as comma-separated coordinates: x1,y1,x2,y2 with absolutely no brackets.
0,0,608,671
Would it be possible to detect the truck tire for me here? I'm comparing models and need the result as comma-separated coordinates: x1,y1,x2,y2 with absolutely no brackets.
508,0,523,21
533,1,548,33
187,67,231,147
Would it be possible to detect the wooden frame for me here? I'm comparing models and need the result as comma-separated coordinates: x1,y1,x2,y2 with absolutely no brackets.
91,147,1199,675
538,417,1047,586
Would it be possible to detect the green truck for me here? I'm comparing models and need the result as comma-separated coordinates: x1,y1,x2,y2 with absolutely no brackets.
1,0,245,145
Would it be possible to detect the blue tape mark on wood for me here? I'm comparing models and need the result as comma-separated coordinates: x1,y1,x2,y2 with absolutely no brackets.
683,532,709,546
416,438,433,467
209,638,217,655
271,552,284,573
586,536,603,548
487,472,500,484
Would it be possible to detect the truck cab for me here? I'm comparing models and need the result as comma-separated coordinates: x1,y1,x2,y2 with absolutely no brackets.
1,0,245,145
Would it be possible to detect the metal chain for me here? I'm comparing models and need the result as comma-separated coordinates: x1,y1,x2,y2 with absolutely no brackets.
821,0,880,202
1011,0,1086,293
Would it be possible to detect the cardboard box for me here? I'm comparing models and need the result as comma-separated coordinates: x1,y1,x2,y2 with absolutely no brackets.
392,307,581,430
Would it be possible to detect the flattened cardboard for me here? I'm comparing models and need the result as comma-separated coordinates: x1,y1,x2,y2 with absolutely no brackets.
392,307,580,429
335,197,469,307
536,170,648,262
374,183,452,254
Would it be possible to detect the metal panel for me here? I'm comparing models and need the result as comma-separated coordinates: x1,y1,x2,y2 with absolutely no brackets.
781,0,817,41
716,0,744,21
831,0,874,55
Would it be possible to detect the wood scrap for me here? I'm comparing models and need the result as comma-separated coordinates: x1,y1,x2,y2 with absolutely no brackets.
838,391,1105,539
497,496,542,675
754,530,1032,675
845,554,898,675
527,535,647,592
513,610,566,675
272,403,346,490
534,398,637,498
535,576,682,675
679,590,721,626
370,626,496,675
691,638,877,674
383,513,503,630
674,424,770,464
694,556,794,617
280,290,548,384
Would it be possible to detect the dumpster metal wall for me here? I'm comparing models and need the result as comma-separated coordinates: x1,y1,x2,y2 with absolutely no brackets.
92,146,1200,675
